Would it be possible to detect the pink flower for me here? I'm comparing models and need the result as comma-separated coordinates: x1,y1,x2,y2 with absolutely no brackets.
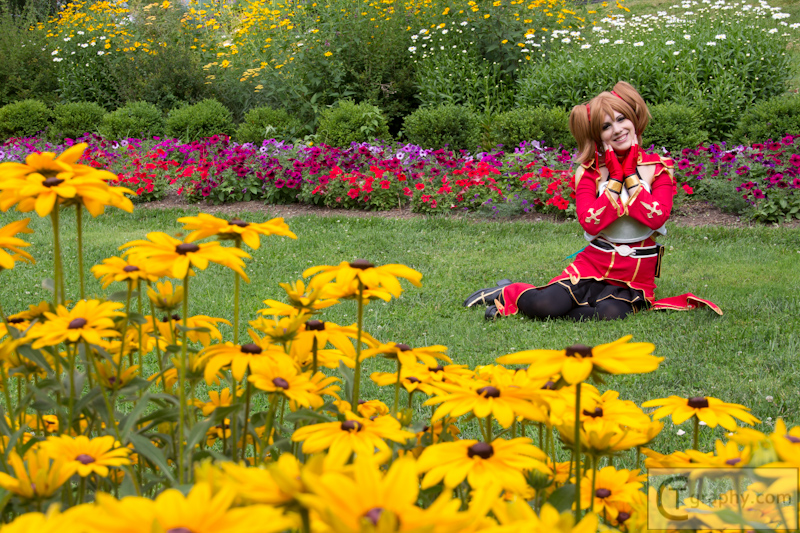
677,158,692,170
790,154,800,167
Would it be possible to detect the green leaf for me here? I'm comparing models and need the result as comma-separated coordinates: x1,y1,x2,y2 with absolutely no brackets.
184,419,214,456
284,409,334,424
41,278,55,292
128,433,177,485
546,484,577,513
127,312,148,325
119,393,154,441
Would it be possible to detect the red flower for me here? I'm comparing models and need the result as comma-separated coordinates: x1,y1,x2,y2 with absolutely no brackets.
415,183,425,191
380,180,391,189
403,187,413,196
347,188,359,199
540,166,554,178
421,194,431,203
681,183,694,195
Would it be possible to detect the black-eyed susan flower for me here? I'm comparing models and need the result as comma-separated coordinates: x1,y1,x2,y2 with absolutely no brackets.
193,388,241,417
642,395,761,431
27,300,125,348
121,231,250,280
290,319,360,367
557,418,654,456
417,437,549,494
362,341,451,368
0,218,34,270
260,279,340,317
370,363,439,396
487,501,599,533
41,435,131,478
93,354,139,390
579,466,643,518
178,213,297,249
497,336,662,384
199,330,285,383
147,280,183,312
248,356,340,410
642,448,708,469
304,259,422,301
248,314,308,346
0,447,71,499
91,255,162,289
684,439,752,470
291,411,415,468
0,508,84,533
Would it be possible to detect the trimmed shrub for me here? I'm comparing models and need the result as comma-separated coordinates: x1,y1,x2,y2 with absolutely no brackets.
732,93,800,144
316,100,391,147
166,99,234,141
492,106,575,150
0,99,53,138
52,101,106,141
402,104,480,152
235,106,301,144
643,103,709,154
100,101,165,139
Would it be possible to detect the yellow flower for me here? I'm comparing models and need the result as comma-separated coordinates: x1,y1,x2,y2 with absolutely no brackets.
199,330,285,383
147,280,183,312
291,412,415,468
91,255,163,289
417,437,548,494
0,218,34,270
486,501,599,533
121,231,250,281
193,387,241,416
579,466,642,518
178,212,296,249
557,418,654,456
260,279,340,317
248,355,340,410
362,341,451,367
0,447,71,499
497,336,662,384
684,439,752,470
27,299,125,348
642,395,761,430
304,259,422,301
208,453,310,505
41,435,131,478
0,508,84,533
93,354,139,390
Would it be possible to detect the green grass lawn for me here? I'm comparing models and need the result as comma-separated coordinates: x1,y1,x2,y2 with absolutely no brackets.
1,206,799,457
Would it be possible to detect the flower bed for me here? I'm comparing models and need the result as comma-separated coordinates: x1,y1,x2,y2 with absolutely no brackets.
3,133,800,222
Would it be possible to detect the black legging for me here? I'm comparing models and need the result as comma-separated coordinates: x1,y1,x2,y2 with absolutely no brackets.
516,284,633,321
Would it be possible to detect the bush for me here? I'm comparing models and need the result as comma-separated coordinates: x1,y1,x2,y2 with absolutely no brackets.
0,99,53,138
643,103,709,154
52,101,107,141
316,100,391,147
166,99,234,141
100,101,165,139
492,106,575,150
732,93,800,144
403,104,480,152
235,106,302,144
0,11,59,107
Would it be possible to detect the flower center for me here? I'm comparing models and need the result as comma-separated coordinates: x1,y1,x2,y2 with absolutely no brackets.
272,377,290,389
240,343,262,354
305,319,325,331
167,528,194,533
467,442,494,459
429,365,444,372
122,265,140,272
476,386,500,398
541,381,556,390
228,219,250,228
785,435,800,444
341,420,363,432
595,488,612,499
395,343,411,351
349,259,375,269
175,243,200,255
687,397,709,409
405,377,421,383
565,344,592,357
617,511,631,523
76,454,95,465
68,318,88,329
363,507,384,526
725,458,742,466
43,177,64,187
8,317,25,324
583,407,604,418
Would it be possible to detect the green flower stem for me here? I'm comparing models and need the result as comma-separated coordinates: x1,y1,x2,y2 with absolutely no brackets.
76,206,85,300
233,242,242,345
487,413,493,442
538,422,544,449
407,390,415,409
311,336,318,375
230,376,239,460
351,280,365,406
135,283,144,398
118,282,134,384
67,344,77,431
241,380,252,462
260,396,279,464
177,272,190,484
146,283,167,392
693,416,700,451
590,455,598,512
0,365,15,436
574,382,583,520
392,359,402,417
50,208,64,306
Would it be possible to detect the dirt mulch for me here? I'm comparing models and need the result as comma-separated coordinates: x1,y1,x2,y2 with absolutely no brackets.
137,191,797,228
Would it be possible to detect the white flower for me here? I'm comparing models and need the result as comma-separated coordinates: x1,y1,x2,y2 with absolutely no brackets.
684,34,691,39
524,33,534,39
673,50,681,55
665,40,675,45
64,37,71,42
408,46,416,52
581,44,591,49
441,29,448,34
614,39,624,44
706,41,717,45
677,429,686,436
699,421,707,426
52,57,63,62
460,21,468,26
715,33,726,39
791,23,800,29
773,12,790,19
51,50,58,55
77,30,84,35
766,395,774,402
599,38,610,44
97,50,104,56
561,37,571,43
634,41,644,46
80,43,89,48
769,28,778,33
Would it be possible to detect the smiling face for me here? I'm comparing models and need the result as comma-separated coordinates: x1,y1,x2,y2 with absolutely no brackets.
600,112,635,152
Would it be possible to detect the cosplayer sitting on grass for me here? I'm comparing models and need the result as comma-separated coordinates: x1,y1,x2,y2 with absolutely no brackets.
464,81,721,320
